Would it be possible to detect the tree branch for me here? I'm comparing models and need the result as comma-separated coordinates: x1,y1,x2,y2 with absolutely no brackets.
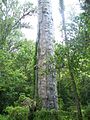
12,9,35,29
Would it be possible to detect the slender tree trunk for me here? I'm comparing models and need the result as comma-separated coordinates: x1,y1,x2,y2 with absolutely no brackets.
59,0,83,119
37,0,58,109
68,58,83,120
34,41,38,99
56,68,60,99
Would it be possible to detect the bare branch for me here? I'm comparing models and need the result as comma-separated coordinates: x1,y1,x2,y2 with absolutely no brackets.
12,9,35,29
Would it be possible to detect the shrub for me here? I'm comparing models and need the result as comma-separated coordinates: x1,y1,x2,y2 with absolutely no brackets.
0,114,8,120
5,106,29,120
34,109,61,120
34,109,73,120
15,93,36,108
84,104,90,120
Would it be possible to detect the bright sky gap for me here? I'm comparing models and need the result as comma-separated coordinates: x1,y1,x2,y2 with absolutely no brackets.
19,0,81,42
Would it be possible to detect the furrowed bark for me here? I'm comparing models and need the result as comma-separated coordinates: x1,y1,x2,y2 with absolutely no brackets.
37,0,58,109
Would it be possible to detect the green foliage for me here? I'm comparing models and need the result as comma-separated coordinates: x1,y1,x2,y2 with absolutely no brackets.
0,0,35,113
34,109,73,120
4,94,36,120
35,98,43,110
84,104,90,120
34,109,61,120
15,93,36,108
0,39,35,113
5,106,29,120
55,5,90,119
0,115,8,120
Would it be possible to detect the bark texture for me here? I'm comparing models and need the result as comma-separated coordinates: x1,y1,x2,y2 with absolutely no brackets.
37,0,58,109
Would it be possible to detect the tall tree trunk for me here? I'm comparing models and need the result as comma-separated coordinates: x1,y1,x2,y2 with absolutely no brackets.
59,0,83,119
37,0,58,109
